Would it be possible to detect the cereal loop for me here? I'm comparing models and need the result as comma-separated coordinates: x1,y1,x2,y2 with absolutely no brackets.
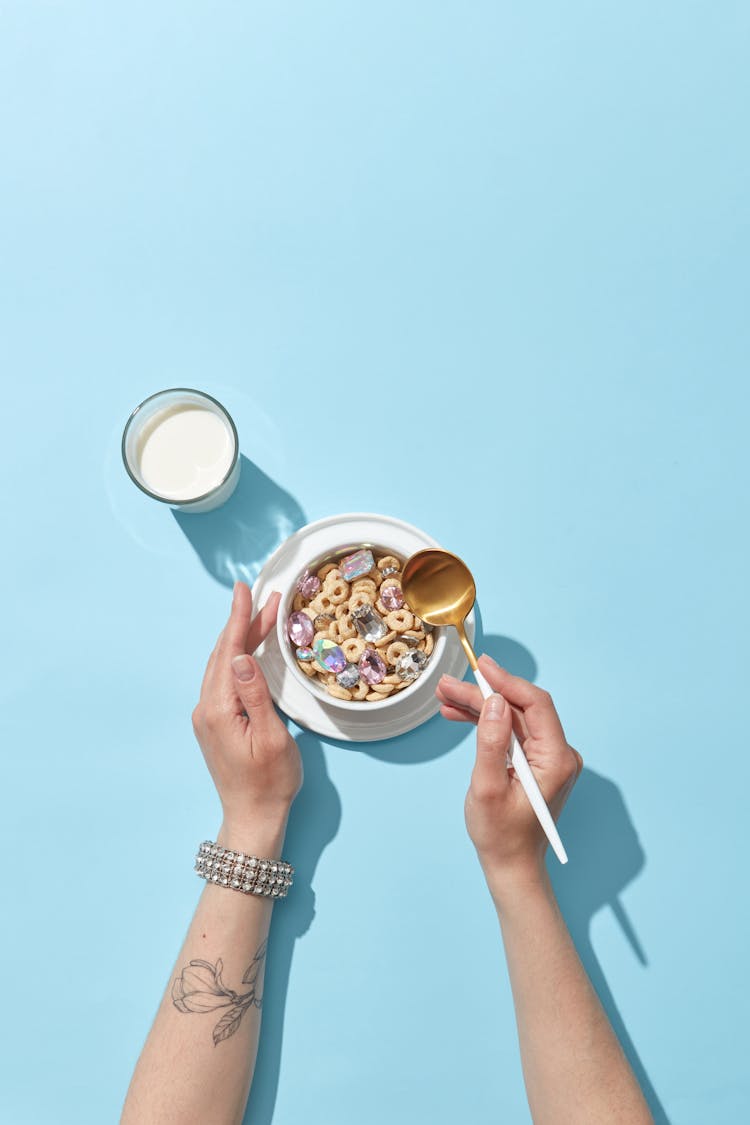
351,579,377,600
342,637,365,663
374,631,397,648
369,682,395,695
326,683,353,701
386,609,414,633
377,556,400,572
351,681,370,700
423,634,434,656
317,563,338,581
387,641,409,665
297,660,316,677
348,592,372,613
310,592,335,614
326,579,350,606
322,567,342,586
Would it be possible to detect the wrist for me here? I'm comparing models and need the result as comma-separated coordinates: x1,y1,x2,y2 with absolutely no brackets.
481,858,553,916
218,809,289,861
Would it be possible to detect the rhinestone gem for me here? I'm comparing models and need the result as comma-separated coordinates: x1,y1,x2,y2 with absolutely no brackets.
231,879,240,888
380,584,404,611
380,565,399,577
206,858,213,868
225,851,234,861
287,612,314,647
296,568,321,599
242,882,253,891
359,647,387,685
212,873,220,882
221,877,229,885
340,549,375,581
351,604,388,643
233,864,243,876
221,862,231,873
396,650,428,682
402,632,421,648
313,613,334,632
236,854,245,863
249,857,258,867
296,646,315,662
313,637,347,673
336,662,360,689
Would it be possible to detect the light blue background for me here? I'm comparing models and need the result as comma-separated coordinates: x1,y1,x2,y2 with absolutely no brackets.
1,3,748,1122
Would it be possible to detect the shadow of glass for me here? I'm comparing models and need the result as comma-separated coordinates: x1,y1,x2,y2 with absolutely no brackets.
552,770,670,1123
244,731,342,1125
173,455,306,587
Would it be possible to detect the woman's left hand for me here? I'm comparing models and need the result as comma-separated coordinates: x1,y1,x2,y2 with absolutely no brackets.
191,582,303,841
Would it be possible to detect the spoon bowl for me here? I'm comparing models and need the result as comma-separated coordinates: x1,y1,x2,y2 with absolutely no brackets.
402,549,479,671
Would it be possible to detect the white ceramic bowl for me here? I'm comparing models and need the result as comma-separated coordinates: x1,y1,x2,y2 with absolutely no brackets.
252,512,473,741
277,539,446,713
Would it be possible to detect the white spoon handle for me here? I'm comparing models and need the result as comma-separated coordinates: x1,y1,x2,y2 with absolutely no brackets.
473,668,568,865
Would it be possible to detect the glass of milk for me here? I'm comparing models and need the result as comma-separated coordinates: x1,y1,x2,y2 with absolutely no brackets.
121,389,241,512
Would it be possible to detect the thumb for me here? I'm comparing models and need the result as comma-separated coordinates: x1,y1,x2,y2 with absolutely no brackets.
231,654,278,735
475,693,512,775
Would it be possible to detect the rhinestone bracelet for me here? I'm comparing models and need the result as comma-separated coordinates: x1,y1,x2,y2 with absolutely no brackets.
195,840,293,900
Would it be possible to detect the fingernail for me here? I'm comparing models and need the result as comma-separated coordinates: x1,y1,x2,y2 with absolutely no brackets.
485,694,507,720
232,654,255,681
232,581,240,604
481,654,499,669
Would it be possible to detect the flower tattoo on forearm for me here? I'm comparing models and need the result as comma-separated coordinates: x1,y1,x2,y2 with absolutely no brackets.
171,940,267,1046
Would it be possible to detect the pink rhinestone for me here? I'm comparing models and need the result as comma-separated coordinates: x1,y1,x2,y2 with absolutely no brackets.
287,612,314,647
358,648,387,685
296,569,321,600
380,584,404,611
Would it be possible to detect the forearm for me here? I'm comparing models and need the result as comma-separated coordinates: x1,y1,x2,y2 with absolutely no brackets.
490,867,652,1125
122,817,288,1125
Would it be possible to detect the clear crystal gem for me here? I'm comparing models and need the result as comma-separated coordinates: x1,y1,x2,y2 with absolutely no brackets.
287,611,314,647
351,604,387,643
359,647,387,685
313,613,334,632
402,632,421,648
396,650,428,682
380,565,399,577
340,548,375,581
249,857,258,867
336,662,360,689
313,637,347,673
231,879,240,888
242,882,252,891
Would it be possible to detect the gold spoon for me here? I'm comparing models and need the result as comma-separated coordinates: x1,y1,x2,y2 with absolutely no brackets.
402,548,568,864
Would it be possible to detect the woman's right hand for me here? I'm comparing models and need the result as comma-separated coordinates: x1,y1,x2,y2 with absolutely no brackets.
435,655,583,903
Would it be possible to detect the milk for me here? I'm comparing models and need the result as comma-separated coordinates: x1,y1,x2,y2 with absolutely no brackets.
123,390,241,511
137,405,235,501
